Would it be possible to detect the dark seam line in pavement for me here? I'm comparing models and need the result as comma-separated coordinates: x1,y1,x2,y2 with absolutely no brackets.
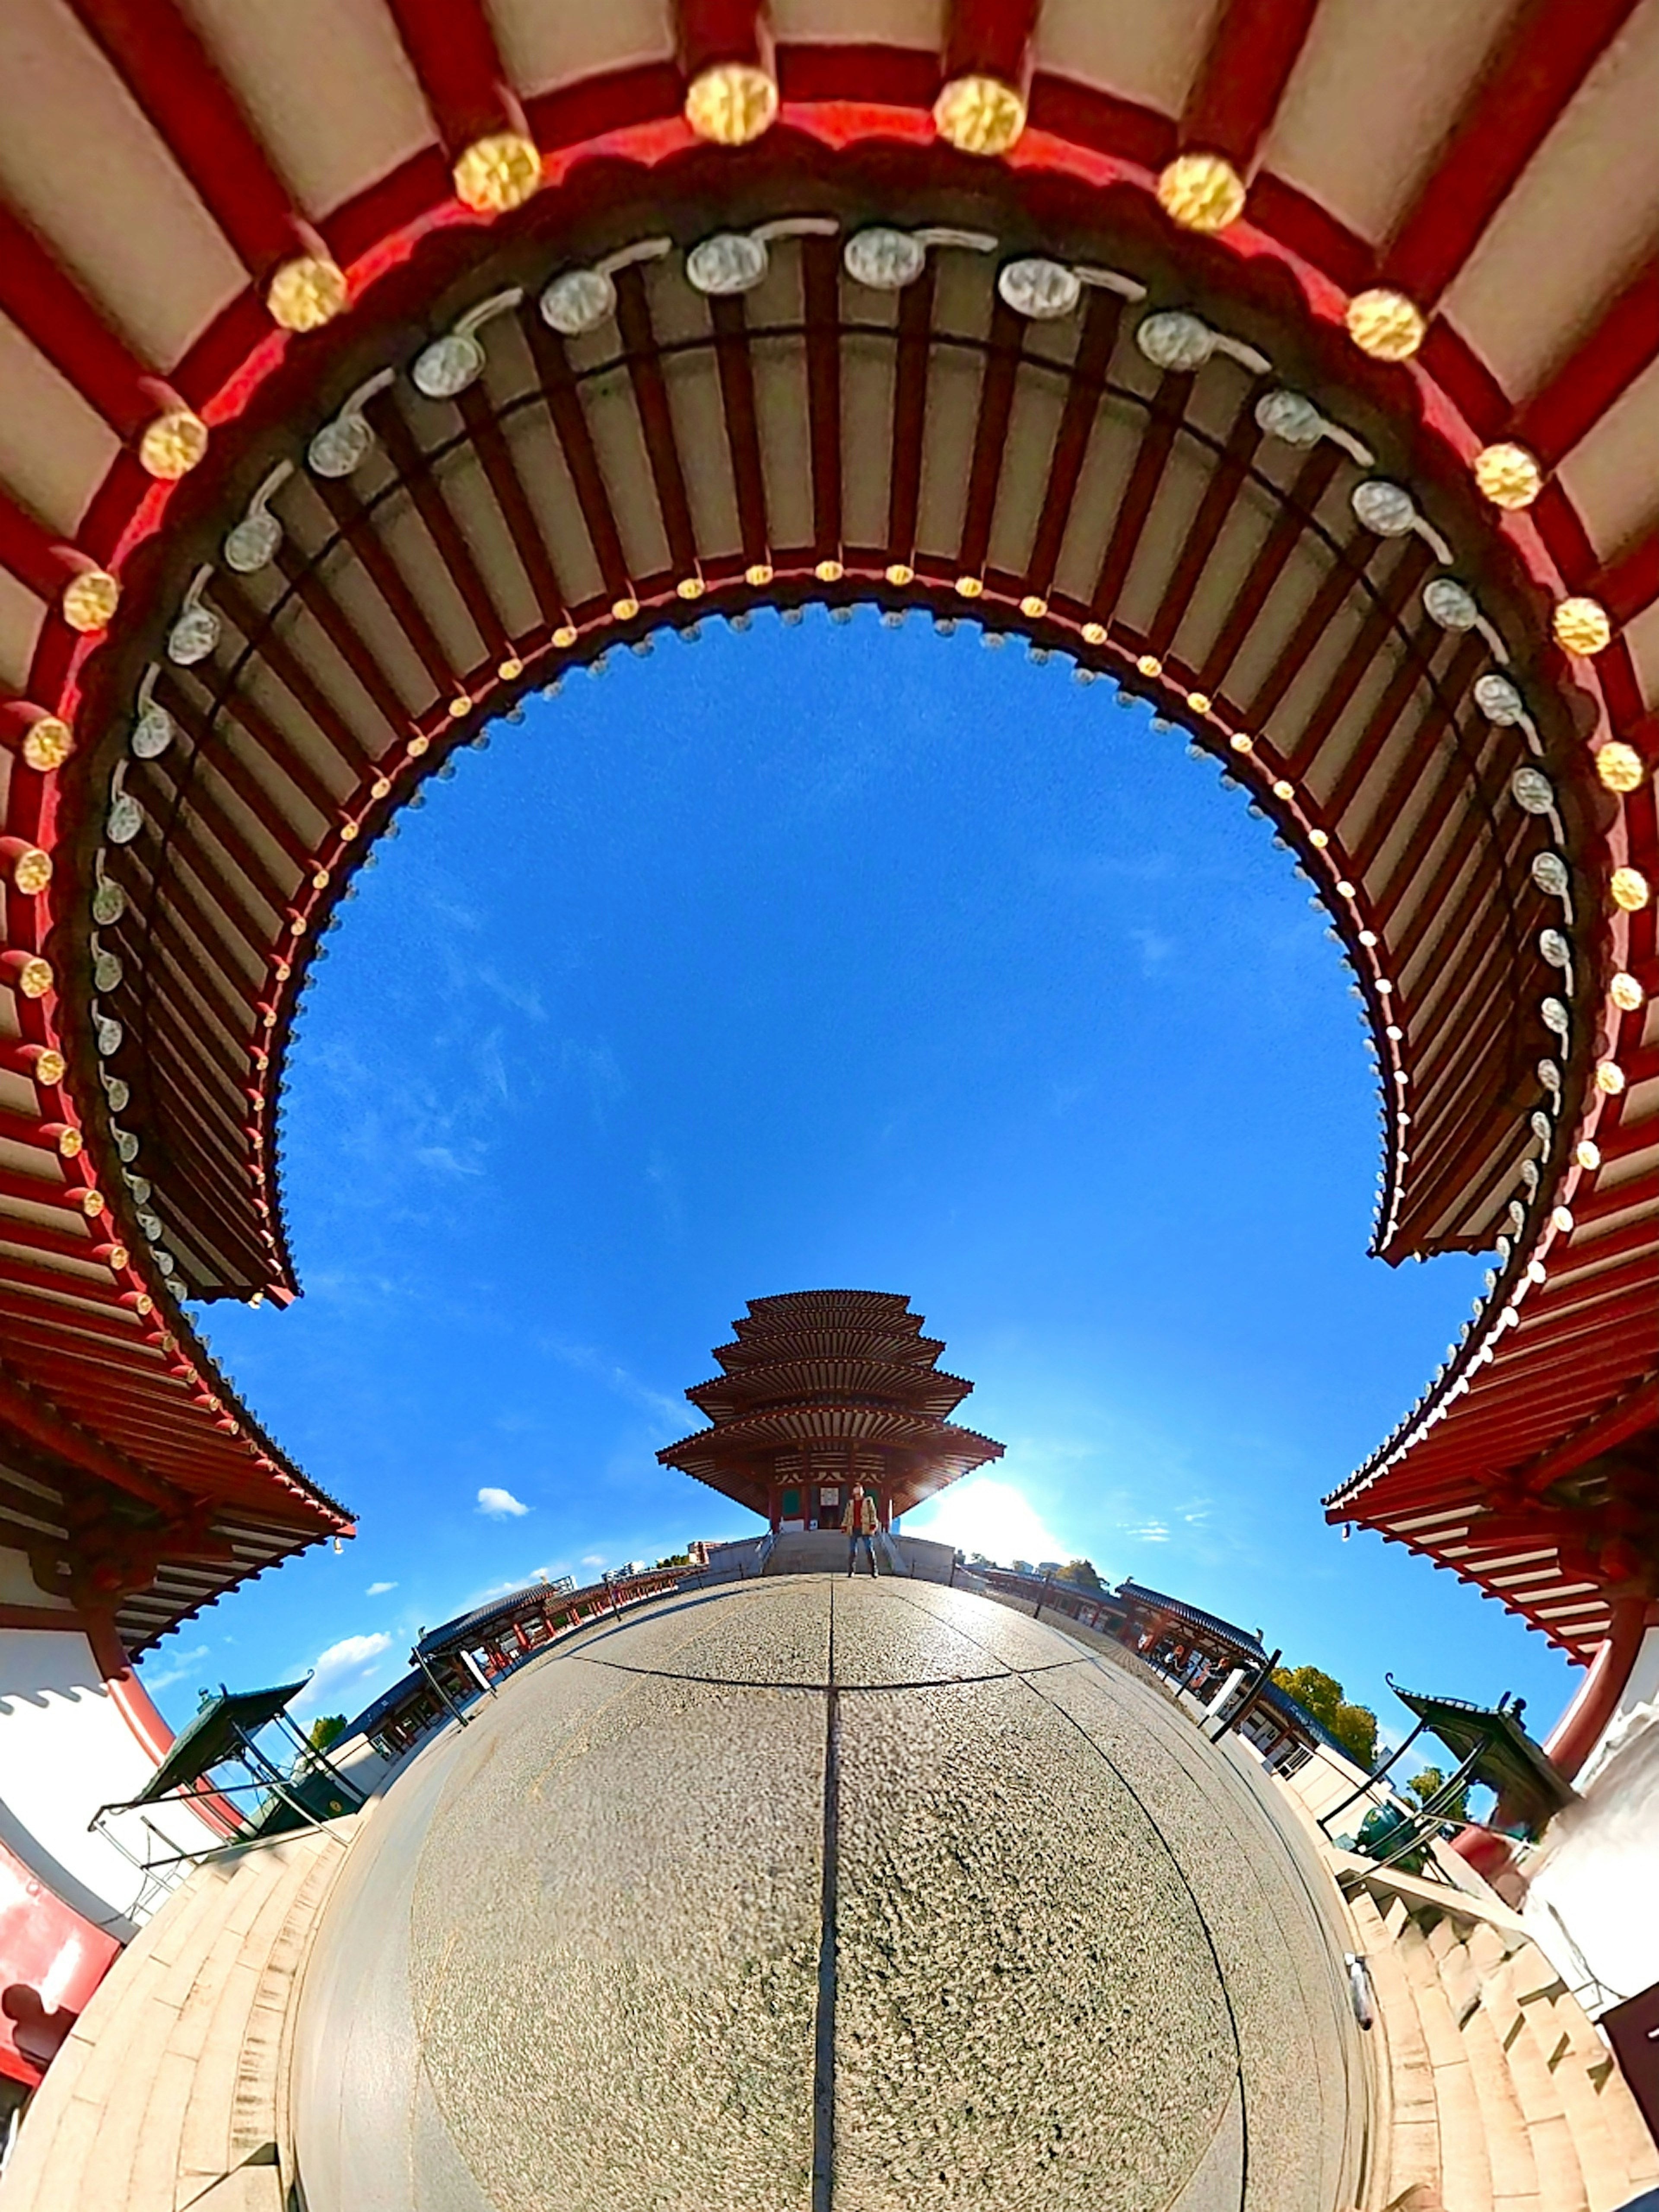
813,1583,839,2212
1020,1671,1250,2212
569,1656,1081,1691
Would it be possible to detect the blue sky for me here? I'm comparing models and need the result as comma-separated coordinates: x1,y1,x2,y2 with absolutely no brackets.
143,607,1576,1740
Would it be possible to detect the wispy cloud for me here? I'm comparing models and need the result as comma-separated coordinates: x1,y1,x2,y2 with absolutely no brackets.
1130,926,1174,971
293,1632,394,1715
545,1339,684,1431
415,1144,484,1178
581,1552,605,1568
478,1486,530,1518
365,1580,397,1596
140,1644,209,1694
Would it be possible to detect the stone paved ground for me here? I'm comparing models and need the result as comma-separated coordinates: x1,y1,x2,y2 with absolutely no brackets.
292,1578,1365,2212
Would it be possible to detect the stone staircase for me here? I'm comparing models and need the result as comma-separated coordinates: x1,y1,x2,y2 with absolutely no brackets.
1341,1866,1659,2212
0,1823,355,2212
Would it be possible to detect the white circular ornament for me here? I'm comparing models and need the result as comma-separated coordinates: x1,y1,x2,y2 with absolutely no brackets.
1537,1058,1561,1091
92,877,126,926
93,949,122,994
167,606,220,665
1136,310,1214,373
107,791,144,844
1352,480,1418,535
1530,852,1569,898
132,706,174,759
1540,996,1570,1036
686,233,769,296
540,267,617,335
224,512,283,574
1254,389,1323,446
1509,766,1554,814
1424,578,1479,630
1538,927,1571,968
1474,672,1524,724
308,414,373,478
998,258,1081,321
413,333,485,399
95,1014,123,1058
844,229,926,291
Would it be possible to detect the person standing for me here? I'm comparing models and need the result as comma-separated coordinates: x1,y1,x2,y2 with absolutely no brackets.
842,1483,879,1576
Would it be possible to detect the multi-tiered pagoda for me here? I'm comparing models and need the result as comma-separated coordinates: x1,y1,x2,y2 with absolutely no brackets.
658,1292,1004,1531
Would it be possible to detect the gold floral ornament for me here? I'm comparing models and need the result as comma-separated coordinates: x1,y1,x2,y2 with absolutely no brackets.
453,133,542,216
61,568,120,633
1610,972,1645,1012
21,717,73,771
955,575,984,599
15,956,52,999
1610,866,1650,912
266,254,349,333
1595,741,1644,793
1156,153,1246,235
1020,595,1048,620
1553,596,1611,655
1345,289,1427,362
1472,442,1543,511
139,407,209,480
684,63,778,146
933,75,1027,158
1594,1060,1626,1095
9,845,51,894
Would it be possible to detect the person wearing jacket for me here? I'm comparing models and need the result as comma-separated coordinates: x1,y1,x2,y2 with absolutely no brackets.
842,1484,880,1576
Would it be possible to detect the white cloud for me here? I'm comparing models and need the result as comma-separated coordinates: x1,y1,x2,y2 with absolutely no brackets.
365,1581,397,1596
581,1552,605,1568
477,1486,530,1518
295,1632,395,1715
905,1479,1071,1569
139,1644,209,1694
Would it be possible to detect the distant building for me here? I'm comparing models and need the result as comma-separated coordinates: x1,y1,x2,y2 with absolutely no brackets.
658,1291,1004,1533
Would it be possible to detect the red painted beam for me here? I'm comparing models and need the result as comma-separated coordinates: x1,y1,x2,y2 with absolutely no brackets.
1382,0,1647,309
0,1370,180,1513
957,299,1026,584
523,311,632,605
941,0,1042,94
1196,446,1342,696
65,0,315,276
1091,375,1193,625
1594,519,1659,628
0,201,171,436
801,236,843,568
373,404,511,666
673,0,774,93
1518,1390,1658,1489
1147,408,1262,658
1518,251,1659,465
1025,290,1126,602
1180,0,1322,170
886,267,936,569
460,387,569,639
709,298,770,571
379,0,525,159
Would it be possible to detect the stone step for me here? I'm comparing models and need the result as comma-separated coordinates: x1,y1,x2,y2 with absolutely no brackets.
0,1826,352,2212
1344,1888,1442,2210
1395,1919,1495,2212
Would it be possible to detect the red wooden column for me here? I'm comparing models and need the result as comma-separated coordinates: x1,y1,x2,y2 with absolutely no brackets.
673,0,778,142
1544,1597,1652,1783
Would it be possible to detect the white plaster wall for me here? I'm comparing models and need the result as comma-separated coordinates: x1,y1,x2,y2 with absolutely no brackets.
0,1625,217,1936
1524,1626,1659,2009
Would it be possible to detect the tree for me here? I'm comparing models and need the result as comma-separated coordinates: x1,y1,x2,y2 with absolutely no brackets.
1272,1664,1379,1769
1407,1764,1469,1821
1055,1559,1104,1590
655,1553,690,1568
308,1714,347,1753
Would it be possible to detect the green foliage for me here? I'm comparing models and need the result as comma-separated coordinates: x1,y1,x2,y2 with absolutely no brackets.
1055,1558,1104,1590
1407,1764,1470,1820
655,1553,691,1567
308,1714,347,1753
1272,1663,1379,1768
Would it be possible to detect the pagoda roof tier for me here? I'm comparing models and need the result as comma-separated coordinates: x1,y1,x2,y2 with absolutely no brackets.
663,1406,1004,1462
715,1332,949,1373
687,1362,974,1424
